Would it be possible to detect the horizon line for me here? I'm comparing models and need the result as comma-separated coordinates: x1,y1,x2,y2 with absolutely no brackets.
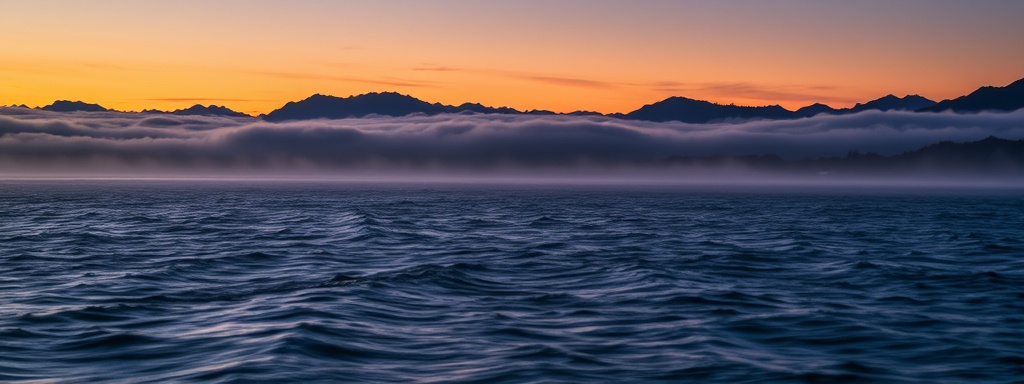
0,91,946,117
3,75,1020,117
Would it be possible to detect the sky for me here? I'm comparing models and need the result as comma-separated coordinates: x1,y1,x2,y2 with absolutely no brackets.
1,0,1022,115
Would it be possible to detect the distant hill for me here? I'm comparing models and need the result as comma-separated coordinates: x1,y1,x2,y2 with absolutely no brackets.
39,100,108,112
261,93,541,121
626,94,935,123
891,136,1024,170
262,92,451,121
918,78,1024,113
848,94,935,113
452,102,522,115
792,95,935,118
818,136,1024,175
794,103,838,118
259,93,936,124
171,104,251,117
665,136,1024,175
564,110,604,117
623,97,792,123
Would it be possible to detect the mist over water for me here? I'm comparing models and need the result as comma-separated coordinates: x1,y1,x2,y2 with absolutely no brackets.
2,106,1022,382
1,181,1022,383
1,108,1022,178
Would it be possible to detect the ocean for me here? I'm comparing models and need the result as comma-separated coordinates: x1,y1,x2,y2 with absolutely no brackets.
1,180,1022,383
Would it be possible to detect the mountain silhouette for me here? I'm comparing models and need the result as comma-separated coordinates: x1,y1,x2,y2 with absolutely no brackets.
918,77,1024,113
39,100,108,112
794,103,838,118
792,95,935,118
171,104,251,117
889,136,1024,171
262,92,451,121
623,97,792,123
848,94,935,113
828,136,1024,174
452,102,523,115
624,94,933,123
565,110,605,116
261,93,545,121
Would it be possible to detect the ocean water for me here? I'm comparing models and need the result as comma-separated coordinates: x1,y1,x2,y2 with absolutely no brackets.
1,180,1022,383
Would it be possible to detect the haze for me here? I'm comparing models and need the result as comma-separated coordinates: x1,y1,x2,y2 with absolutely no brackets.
1,107,1021,181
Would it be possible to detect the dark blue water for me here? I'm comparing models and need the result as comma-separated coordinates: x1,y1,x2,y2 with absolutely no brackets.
1,181,1022,383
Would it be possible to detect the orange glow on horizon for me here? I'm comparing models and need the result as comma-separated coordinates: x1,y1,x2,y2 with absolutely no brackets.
1,1,1022,115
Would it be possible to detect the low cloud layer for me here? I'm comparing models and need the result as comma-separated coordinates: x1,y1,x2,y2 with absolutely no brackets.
1,107,1022,176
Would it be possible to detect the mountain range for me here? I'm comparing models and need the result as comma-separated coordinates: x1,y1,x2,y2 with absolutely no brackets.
261,92,952,123
168,104,252,117
919,77,1024,113
7,77,1023,123
39,100,108,113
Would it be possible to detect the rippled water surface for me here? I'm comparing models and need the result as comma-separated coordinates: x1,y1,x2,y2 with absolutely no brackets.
1,181,1022,383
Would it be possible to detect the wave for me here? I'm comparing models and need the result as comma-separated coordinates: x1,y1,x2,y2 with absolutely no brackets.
0,182,1021,382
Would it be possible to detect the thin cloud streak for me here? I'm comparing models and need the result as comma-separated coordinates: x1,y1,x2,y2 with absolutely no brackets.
412,65,461,72
643,81,859,106
413,65,616,89
415,64,853,105
522,76,614,89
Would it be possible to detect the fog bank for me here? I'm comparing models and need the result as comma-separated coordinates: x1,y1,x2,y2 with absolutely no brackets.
1,108,1022,178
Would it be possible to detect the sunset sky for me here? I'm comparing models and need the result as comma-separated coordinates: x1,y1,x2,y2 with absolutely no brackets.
2,0,1022,115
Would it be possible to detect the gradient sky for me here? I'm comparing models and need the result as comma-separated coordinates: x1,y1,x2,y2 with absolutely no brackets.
2,0,1022,115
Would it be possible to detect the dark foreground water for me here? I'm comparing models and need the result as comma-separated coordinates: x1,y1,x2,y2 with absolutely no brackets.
1,181,1022,383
